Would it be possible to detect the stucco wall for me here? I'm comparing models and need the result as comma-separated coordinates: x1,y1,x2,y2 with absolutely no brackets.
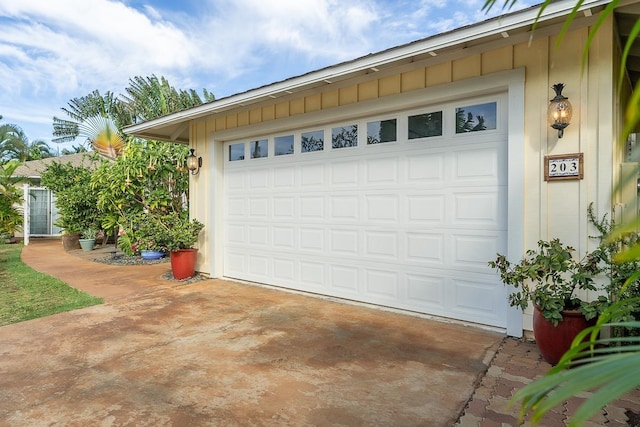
189,15,619,331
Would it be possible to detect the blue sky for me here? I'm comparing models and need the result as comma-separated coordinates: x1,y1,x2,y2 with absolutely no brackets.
0,0,530,153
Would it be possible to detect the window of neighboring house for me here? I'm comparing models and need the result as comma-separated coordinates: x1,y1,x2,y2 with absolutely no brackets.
229,143,245,161
332,125,358,149
301,130,324,153
367,119,397,144
275,135,294,156
250,139,268,159
408,111,443,139
455,102,497,133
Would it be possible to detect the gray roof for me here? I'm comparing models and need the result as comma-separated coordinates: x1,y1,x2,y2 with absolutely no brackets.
11,153,102,178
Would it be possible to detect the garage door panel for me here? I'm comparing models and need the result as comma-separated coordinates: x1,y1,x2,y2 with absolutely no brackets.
451,233,503,270
274,166,296,188
406,273,446,307
407,195,445,224
451,277,507,324
330,229,359,255
331,160,359,185
453,147,500,183
301,163,324,186
367,157,399,184
365,195,399,222
406,232,445,263
453,190,503,227
407,153,445,183
329,195,360,221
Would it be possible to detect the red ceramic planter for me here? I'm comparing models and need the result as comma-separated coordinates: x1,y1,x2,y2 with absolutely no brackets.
533,305,595,365
170,248,198,280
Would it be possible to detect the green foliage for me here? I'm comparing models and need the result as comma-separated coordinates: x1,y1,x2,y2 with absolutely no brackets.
512,300,640,426
53,89,131,146
116,211,203,255
91,140,190,233
121,74,215,123
40,157,102,234
489,238,603,326
0,244,102,325
0,162,24,237
587,204,640,327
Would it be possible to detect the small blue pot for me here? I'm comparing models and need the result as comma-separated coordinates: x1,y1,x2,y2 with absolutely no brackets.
140,250,165,260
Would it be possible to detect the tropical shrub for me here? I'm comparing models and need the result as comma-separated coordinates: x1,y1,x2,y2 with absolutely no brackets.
40,156,102,234
0,162,23,239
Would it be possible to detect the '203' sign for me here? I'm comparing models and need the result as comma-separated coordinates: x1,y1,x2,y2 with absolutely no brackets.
544,153,584,181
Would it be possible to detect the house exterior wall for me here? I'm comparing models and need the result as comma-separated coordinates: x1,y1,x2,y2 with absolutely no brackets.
188,15,619,332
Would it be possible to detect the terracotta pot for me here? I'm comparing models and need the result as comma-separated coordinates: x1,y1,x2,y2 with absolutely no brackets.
533,305,595,365
170,248,198,280
61,234,81,251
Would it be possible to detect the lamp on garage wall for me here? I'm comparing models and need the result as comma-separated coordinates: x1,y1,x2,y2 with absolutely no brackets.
186,148,202,175
548,83,573,139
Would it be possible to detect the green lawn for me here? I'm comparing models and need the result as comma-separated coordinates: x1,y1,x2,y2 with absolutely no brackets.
0,244,103,326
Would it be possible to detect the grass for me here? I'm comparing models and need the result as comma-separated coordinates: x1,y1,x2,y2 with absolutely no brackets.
0,244,103,326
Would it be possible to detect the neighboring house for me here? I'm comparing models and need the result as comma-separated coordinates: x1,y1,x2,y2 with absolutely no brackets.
12,153,95,240
125,0,639,337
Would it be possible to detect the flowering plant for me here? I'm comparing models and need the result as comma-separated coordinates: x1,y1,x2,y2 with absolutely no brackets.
117,212,203,256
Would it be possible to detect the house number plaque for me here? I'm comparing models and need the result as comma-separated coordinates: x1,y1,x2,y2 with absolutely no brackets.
544,153,584,181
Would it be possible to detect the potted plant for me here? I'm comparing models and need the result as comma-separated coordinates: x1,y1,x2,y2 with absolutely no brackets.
79,226,98,252
135,215,168,260
489,238,606,365
162,212,204,279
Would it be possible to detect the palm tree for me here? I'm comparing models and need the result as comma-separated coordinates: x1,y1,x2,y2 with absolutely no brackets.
0,123,26,161
120,74,215,123
52,89,130,146
0,124,54,162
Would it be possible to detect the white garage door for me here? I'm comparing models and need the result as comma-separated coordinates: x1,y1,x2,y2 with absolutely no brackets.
223,95,508,328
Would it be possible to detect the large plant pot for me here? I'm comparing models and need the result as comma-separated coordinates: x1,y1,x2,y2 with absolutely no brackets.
78,238,96,252
533,305,595,365
61,234,81,251
170,248,198,280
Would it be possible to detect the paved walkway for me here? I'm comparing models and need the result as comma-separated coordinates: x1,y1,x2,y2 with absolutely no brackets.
7,239,640,426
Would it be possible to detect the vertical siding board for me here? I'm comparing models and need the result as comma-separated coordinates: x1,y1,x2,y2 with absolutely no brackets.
226,114,238,129
379,74,401,97
275,101,290,119
401,68,426,92
358,80,379,101
290,98,305,115
481,46,514,75
339,86,358,105
237,110,249,127
215,117,226,131
305,93,322,112
249,108,262,124
452,55,481,81
514,37,547,251
262,105,275,122
426,62,452,87
322,90,339,109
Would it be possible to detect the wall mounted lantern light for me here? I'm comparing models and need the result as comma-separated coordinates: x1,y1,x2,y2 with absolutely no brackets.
548,83,573,139
186,148,202,175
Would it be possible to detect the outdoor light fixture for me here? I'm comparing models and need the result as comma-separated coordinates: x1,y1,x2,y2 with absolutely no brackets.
548,83,573,139
186,148,202,175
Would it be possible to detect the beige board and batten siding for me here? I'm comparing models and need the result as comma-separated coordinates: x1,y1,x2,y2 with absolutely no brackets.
189,15,618,332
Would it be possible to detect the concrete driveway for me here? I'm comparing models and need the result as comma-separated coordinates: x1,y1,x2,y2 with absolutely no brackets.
0,240,504,426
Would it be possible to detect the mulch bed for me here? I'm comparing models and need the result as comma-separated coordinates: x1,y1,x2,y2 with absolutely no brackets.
93,253,208,284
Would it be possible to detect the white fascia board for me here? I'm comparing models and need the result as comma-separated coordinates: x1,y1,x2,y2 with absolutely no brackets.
124,0,611,137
